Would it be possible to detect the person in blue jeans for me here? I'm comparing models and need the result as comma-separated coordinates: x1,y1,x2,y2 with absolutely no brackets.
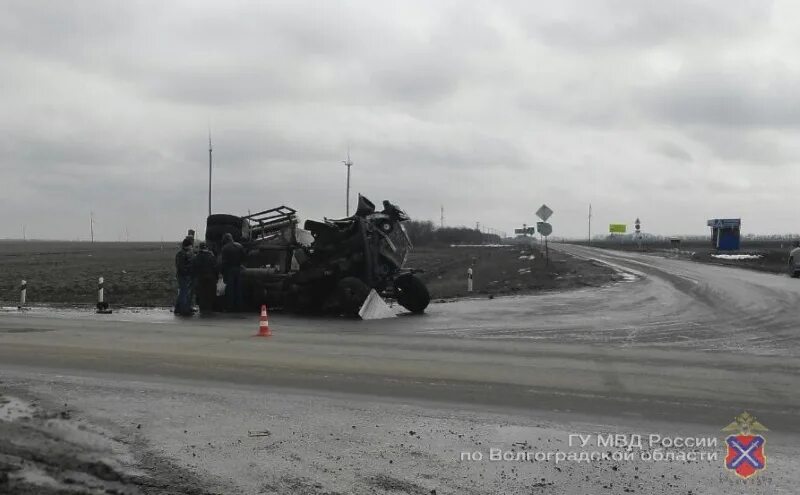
174,237,195,316
220,233,246,311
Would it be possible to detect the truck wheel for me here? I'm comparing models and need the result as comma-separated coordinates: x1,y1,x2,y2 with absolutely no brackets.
394,274,430,313
376,219,394,233
207,214,242,227
336,277,370,316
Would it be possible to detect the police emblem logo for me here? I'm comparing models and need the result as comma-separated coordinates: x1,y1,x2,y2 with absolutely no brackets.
722,411,768,479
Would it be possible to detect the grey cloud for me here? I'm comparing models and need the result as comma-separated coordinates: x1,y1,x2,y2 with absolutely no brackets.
653,141,693,163
3,1,800,240
528,0,771,50
689,129,798,166
641,69,800,128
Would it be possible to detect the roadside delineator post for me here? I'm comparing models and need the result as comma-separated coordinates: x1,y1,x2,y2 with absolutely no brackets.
18,280,27,310
96,277,112,314
467,268,474,292
255,304,271,337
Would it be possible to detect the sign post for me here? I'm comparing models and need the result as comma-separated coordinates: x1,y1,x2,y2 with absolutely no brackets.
535,205,553,223
537,222,553,264
514,224,536,237
609,224,626,246
535,205,554,265
18,280,27,310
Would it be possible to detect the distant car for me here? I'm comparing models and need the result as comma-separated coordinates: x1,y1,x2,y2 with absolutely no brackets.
788,246,800,277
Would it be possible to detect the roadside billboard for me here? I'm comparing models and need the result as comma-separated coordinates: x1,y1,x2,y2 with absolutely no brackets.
609,224,627,233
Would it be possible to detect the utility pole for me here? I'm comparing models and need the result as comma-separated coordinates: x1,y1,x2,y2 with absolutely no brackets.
342,149,353,216
208,129,213,217
22,224,26,241
90,212,95,243
440,205,444,228
588,203,592,245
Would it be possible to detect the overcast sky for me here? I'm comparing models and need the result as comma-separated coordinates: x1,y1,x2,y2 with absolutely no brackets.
2,0,800,241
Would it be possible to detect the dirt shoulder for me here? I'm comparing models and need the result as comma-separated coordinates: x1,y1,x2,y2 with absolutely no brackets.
408,243,619,300
0,386,225,495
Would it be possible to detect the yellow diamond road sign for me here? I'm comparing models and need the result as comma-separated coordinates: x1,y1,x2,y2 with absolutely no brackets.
536,204,553,222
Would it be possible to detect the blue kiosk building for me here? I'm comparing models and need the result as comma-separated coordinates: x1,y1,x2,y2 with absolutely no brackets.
707,218,741,251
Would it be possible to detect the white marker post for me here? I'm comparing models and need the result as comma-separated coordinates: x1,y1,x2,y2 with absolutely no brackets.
18,280,27,309
467,268,474,292
96,277,112,314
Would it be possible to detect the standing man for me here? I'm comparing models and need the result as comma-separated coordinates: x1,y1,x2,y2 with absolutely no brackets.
174,237,194,316
186,230,197,310
193,241,218,313
220,233,246,311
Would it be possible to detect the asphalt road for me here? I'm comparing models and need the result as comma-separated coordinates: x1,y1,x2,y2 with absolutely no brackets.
1,244,799,494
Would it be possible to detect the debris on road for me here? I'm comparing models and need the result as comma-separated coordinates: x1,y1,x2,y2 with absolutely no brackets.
247,430,271,437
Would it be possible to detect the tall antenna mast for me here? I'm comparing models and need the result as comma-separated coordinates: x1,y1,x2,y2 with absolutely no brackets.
342,148,353,216
208,129,213,217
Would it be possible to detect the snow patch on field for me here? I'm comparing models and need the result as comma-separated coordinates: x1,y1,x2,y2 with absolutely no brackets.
450,244,508,248
0,395,35,421
711,254,763,260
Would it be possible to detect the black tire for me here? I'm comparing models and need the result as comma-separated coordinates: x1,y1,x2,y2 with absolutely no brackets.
205,224,243,242
394,273,430,313
335,277,370,316
207,214,243,228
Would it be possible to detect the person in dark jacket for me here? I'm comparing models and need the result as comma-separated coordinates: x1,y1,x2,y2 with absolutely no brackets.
174,237,194,316
193,242,218,313
220,233,246,311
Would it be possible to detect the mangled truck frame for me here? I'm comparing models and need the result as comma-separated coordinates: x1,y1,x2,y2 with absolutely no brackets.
204,195,430,315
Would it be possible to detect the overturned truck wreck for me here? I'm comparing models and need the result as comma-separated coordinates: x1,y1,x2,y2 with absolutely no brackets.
205,195,430,316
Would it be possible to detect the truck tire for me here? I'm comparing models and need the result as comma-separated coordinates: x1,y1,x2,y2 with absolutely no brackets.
394,273,430,313
207,214,242,227
336,277,370,317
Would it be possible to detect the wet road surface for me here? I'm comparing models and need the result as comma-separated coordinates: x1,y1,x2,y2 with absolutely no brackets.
1,244,799,493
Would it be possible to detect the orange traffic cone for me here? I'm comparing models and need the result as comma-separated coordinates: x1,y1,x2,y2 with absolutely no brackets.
256,304,272,337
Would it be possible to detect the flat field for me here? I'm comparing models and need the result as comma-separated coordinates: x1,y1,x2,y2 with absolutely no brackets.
0,241,616,308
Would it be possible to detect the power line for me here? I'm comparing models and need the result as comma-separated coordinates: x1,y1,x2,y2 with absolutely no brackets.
342,148,353,216
208,129,213,217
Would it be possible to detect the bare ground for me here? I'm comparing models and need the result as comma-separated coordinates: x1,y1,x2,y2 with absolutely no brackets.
0,388,225,494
